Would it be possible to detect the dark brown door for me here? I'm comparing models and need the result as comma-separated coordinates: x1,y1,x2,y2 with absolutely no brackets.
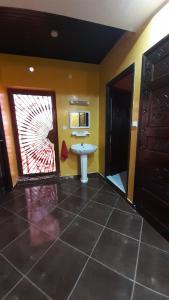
105,65,134,183
0,145,4,191
109,88,132,174
134,35,169,240
0,107,12,194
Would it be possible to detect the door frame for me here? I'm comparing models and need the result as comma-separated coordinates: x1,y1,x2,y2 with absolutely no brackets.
105,64,135,197
8,88,60,177
0,106,13,191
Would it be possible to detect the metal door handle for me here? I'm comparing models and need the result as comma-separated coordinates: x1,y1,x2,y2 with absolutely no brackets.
0,140,3,142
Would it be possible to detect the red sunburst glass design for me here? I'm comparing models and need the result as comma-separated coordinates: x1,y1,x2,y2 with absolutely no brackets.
13,94,56,175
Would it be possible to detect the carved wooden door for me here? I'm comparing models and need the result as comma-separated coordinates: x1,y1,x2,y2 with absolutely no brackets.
134,35,169,239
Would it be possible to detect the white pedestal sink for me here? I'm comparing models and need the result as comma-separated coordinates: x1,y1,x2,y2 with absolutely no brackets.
71,143,97,183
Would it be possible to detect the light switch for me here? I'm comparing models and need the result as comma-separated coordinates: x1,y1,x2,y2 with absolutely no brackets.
132,121,138,127
62,125,67,130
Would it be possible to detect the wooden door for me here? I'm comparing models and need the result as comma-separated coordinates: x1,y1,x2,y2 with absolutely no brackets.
0,107,12,193
134,35,169,240
105,65,134,179
109,88,132,174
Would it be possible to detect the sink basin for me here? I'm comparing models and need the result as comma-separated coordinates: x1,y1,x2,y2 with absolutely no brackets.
71,144,97,183
71,143,97,155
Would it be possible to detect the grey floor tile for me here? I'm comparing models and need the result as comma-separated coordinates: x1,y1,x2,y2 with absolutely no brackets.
59,195,89,214
61,216,102,255
28,240,87,300
0,216,29,250
133,284,169,300
107,209,142,239
42,207,75,237
4,278,49,300
0,207,14,225
2,227,54,273
92,228,138,279
57,182,80,194
3,184,61,215
72,186,97,200
1,190,24,204
69,259,133,300
141,220,169,252
19,207,74,238
86,178,105,189
79,201,111,225
92,190,119,207
115,198,137,215
136,243,169,296
2,194,29,214
100,183,117,194
0,255,21,299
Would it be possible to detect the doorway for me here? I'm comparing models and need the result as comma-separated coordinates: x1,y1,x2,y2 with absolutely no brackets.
105,65,134,196
134,35,169,240
8,89,59,178
0,106,12,193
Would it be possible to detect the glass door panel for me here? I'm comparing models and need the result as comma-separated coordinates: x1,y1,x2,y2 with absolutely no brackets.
12,92,58,175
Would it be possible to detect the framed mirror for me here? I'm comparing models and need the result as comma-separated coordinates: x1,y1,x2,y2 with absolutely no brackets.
69,111,90,128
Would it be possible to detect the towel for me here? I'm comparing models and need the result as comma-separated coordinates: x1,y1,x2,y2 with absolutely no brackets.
61,140,69,161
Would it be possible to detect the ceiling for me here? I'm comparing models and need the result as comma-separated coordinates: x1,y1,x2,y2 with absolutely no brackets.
0,7,125,64
0,1,167,64
0,0,167,31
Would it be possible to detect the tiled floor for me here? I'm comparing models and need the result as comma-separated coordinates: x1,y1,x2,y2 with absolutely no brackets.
0,175,169,299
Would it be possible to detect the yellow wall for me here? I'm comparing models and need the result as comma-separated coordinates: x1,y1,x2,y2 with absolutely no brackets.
0,3,168,191
99,3,169,202
0,55,99,185
0,86,19,186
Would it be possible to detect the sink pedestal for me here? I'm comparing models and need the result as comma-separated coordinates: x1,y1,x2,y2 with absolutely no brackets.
71,144,97,184
80,154,88,183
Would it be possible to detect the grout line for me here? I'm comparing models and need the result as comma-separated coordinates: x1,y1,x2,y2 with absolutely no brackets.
1,193,78,239
105,226,139,242
91,257,134,282
135,282,169,299
2,187,101,248
57,184,101,209
59,239,88,257
0,228,29,253
3,191,73,215
58,205,139,243
140,241,169,255
24,194,95,277
22,276,53,300
1,277,24,300
59,206,140,241
91,198,139,217
60,207,104,228
91,198,119,209
0,253,52,300
66,199,118,300
1,180,80,217
0,192,26,208
59,237,134,283
0,198,89,300
130,217,143,300
113,207,140,217
0,252,29,277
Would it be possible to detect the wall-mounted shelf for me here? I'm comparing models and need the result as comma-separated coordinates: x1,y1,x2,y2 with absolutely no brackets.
68,96,89,106
71,131,90,137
